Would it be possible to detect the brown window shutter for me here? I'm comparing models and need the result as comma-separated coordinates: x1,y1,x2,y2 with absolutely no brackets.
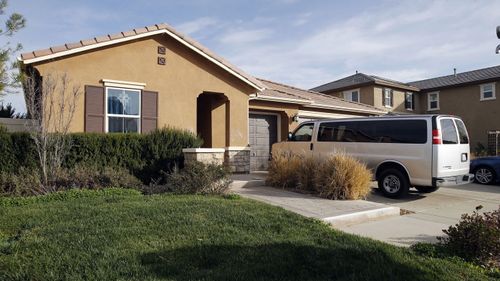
84,85,105,132
141,90,158,133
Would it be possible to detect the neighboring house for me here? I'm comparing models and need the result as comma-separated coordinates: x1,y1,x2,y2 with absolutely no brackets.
19,23,385,172
310,73,420,114
312,66,500,148
409,66,500,147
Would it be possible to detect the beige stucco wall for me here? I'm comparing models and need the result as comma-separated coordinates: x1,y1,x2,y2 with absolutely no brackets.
327,86,375,106
326,85,418,113
373,86,418,113
31,34,256,147
419,82,500,146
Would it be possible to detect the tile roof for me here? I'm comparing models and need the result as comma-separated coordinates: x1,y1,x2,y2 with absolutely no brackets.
19,23,265,91
311,73,418,93
408,65,500,91
257,79,386,114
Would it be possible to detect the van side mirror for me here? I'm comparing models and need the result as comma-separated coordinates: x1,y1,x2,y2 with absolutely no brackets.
288,132,293,141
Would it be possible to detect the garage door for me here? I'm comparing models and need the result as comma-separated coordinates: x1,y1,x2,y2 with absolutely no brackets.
249,113,278,171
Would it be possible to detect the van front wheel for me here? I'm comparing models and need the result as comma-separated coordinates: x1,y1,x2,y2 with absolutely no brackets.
378,169,409,198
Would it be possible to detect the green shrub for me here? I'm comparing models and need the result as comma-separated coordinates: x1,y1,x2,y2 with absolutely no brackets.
144,162,231,195
0,167,43,196
0,165,143,197
438,206,500,269
314,154,372,200
0,127,202,183
53,165,143,190
266,151,373,200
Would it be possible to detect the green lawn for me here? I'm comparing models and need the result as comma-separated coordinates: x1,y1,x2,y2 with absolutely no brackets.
0,189,492,281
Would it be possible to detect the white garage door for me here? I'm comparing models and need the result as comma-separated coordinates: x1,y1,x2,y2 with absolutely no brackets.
249,113,278,171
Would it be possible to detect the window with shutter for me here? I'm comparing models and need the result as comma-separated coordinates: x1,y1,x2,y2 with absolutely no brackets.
85,85,105,133
141,91,158,133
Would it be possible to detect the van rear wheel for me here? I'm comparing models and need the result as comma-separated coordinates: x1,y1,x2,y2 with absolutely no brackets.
378,169,409,198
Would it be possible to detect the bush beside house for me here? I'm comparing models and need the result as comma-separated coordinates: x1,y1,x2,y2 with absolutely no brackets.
267,151,372,200
0,128,210,196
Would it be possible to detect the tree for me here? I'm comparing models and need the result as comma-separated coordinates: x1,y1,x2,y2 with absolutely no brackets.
23,70,82,191
0,102,25,118
0,0,26,96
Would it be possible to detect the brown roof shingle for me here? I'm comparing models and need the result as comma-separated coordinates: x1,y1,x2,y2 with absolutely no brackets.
258,79,386,114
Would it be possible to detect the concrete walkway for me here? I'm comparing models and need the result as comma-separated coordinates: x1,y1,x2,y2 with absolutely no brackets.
230,174,400,227
338,183,500,246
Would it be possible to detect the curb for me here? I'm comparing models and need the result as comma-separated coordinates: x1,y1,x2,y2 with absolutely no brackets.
323,206,401,227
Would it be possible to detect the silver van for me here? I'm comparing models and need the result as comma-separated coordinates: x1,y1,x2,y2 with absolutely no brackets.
272,115,473,198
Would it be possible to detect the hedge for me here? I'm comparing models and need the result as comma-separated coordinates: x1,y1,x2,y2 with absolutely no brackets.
0,128,203,183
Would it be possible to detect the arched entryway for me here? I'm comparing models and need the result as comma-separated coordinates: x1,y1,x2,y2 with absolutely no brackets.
196,92,230,148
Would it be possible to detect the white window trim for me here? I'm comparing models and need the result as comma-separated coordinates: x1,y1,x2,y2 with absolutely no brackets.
343,88,360,102
383,88,393,108
427,91,440,111
102,79,146,90
480,82,496,101
105,87,142,133
405,92,414,111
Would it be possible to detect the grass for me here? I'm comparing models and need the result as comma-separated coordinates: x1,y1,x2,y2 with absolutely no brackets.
0,189,493,281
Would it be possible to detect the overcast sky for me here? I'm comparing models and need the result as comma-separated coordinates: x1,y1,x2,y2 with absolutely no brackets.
2,0,500,112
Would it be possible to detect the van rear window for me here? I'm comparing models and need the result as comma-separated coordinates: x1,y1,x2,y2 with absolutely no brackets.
455,119,469,144
317,120,427,144
440,119,458,144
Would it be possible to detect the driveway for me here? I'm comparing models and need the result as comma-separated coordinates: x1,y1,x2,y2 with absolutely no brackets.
338,183,500,246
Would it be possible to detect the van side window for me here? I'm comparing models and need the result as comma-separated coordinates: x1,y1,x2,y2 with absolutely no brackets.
290,123,314,141
318,122,357,142
318,120,427,144
455,119,469,144
440,119,458,144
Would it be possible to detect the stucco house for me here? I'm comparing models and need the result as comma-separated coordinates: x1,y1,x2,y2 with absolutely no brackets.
311,73,419,114
312,66,500,148
19,23,385,173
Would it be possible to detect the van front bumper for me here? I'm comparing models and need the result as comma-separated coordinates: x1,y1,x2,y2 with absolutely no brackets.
433,174,474,187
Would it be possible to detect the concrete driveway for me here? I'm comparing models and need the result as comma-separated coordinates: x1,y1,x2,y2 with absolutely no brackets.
338,183,500,246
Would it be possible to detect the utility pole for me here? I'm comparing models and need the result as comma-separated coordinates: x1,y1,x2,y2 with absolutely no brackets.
496,26,500,54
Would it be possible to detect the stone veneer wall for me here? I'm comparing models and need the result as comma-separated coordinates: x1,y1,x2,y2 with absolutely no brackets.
182,147,251,173
182,148,225,166
224,147,250,173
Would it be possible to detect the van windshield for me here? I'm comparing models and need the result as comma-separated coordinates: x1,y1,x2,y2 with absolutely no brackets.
440,119,458,144
290,123,314,142
455,119,469,144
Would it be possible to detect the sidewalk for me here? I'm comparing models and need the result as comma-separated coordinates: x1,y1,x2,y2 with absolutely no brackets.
230,174,400,227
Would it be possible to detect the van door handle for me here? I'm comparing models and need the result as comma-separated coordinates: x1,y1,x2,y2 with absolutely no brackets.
310,143,314,151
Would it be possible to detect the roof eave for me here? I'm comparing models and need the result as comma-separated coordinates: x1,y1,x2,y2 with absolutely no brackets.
303,103,386,115
19,28,265,92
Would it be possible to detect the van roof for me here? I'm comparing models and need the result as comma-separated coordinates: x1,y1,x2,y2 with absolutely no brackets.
306,114,460,123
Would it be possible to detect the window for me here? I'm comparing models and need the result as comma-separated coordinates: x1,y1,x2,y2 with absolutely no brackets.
480,83,496,101
343,89,360,102
106,87,141,133
290,123,314,141
455,119,469,144
428,92,439,110
405,92,414,110
440,119,458,144
383,89,393,107
317,120,427,144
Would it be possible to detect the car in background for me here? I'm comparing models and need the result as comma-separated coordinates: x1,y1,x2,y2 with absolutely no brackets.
470,156,500,185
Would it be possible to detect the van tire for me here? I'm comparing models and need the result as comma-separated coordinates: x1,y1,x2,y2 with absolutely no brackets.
415,186,439,193
378,168,409,198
